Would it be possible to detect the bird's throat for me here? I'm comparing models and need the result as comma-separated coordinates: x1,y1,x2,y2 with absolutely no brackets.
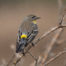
33,20,37,24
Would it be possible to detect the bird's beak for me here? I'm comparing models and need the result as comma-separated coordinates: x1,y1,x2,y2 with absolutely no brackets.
36,17,40,20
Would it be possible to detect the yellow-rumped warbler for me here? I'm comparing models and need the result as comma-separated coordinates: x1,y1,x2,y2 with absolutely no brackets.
16,14,40,54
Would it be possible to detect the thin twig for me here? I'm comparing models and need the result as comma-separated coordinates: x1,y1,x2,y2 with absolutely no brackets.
33,26,59,45
7,54,15,66
58,0,64,25
44,50,66,66
40,28,63,66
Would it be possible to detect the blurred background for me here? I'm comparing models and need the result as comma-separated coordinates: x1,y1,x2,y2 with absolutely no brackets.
0,0,66,66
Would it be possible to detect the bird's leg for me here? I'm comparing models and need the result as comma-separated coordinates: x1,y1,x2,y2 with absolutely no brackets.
21,48,25,56
31,42,35,46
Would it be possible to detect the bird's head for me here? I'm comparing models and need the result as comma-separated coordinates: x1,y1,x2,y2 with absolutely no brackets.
26,14,40,24
27,14,40,21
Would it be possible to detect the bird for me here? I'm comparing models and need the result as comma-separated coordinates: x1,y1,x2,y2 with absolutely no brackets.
16,14,40,54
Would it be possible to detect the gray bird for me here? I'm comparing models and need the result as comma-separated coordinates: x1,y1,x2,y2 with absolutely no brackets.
16,14,40,54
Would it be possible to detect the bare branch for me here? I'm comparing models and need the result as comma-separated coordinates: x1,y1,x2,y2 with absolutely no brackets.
44,50,66,66
58,0,63,25
40,28,63,66
58,0,66,25
33,26,59,45
58,0,63,14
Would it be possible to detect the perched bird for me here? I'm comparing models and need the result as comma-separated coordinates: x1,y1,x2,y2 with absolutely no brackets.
16,14,40,54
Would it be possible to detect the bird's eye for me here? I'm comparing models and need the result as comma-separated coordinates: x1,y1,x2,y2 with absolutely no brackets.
32,16,36,19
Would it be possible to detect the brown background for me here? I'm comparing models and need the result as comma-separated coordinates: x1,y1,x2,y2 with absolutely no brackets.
0,0,66,66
